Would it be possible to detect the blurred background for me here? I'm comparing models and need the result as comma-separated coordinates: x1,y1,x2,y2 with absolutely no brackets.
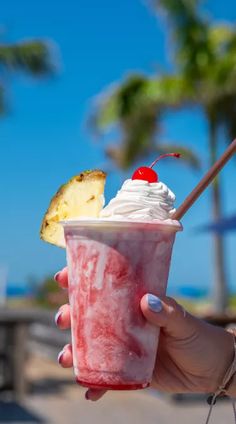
0,0,236,422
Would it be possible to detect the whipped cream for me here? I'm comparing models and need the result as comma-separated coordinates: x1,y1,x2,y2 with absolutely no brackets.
100,179,176,221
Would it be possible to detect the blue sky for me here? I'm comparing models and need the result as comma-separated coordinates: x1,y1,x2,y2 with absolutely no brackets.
0,0,236,295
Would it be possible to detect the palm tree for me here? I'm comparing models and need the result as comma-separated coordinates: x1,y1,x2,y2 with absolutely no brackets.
154,0,236,312
92,0,236,312
92,73,200,169
0,38,54,113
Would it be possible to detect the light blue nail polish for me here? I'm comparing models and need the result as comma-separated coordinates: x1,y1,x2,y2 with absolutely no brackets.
147,294,163,313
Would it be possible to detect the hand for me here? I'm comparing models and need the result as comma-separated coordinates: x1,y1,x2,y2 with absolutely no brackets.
54,267,234,400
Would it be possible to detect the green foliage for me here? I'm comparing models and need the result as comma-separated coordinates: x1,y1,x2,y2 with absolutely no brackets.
0,41,54,75
93,73,199,169
35,275,67,309
208,24,234,51
36,276,57,306
94,75,152,130
0,38,55,115
92,0,236,173
229,295,236,308
153,0,214,80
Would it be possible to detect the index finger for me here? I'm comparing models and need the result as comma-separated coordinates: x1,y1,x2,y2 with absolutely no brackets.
54,267,68,289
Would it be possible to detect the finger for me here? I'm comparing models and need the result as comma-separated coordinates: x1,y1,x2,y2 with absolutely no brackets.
140,294,196,339
54,267,68,289
58,344,73,368
55,304,71,329
85,389,107,401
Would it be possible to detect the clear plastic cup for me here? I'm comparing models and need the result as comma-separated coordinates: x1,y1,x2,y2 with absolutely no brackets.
62,218,181,390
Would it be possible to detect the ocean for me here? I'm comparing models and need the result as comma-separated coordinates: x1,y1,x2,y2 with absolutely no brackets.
4,282,209,299
5,283,31,298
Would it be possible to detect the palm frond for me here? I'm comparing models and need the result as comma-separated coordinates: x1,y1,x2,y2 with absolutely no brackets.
91,71,199,170
199,25,236,104
152,0,213,79
208,24,234,52
104,102,160,170
148,75,194,105
106,141,200,171
91,73,194,135
92,74,152,131
0,40,55,76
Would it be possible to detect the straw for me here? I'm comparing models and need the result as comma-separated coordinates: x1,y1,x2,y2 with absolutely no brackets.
172,139,236,221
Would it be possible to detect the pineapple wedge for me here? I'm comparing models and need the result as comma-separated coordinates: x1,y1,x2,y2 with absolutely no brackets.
40,170,106,248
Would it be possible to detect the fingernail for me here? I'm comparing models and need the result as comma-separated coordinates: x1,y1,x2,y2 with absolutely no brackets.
55,310,63,326
147,294,163,313
57,350,64,364
54,271,61,282
85,391,91,400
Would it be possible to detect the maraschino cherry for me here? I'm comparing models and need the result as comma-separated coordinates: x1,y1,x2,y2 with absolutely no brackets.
132,153,181,183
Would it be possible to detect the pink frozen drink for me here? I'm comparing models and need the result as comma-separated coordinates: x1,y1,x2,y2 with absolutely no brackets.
63,215,181,390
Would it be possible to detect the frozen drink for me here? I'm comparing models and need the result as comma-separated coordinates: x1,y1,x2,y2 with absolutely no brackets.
62,219,181,390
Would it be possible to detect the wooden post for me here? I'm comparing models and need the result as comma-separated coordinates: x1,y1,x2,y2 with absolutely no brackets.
11,323,28,401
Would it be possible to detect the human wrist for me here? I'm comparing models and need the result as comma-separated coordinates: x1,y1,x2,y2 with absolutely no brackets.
204,326,234,393
196,321,234,393
209,329,236,397
225,328,236,397
226,372,236,397
205,330,236,424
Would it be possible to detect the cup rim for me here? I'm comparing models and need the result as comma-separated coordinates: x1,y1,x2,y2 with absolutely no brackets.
60,218,182,232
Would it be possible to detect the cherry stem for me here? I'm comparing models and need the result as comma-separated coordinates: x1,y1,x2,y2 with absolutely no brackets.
149,153,181,169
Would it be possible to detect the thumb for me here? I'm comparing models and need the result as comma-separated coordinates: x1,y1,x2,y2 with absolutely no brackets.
140,294,196,339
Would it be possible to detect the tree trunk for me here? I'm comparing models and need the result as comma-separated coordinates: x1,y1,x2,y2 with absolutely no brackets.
209,120,228,313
